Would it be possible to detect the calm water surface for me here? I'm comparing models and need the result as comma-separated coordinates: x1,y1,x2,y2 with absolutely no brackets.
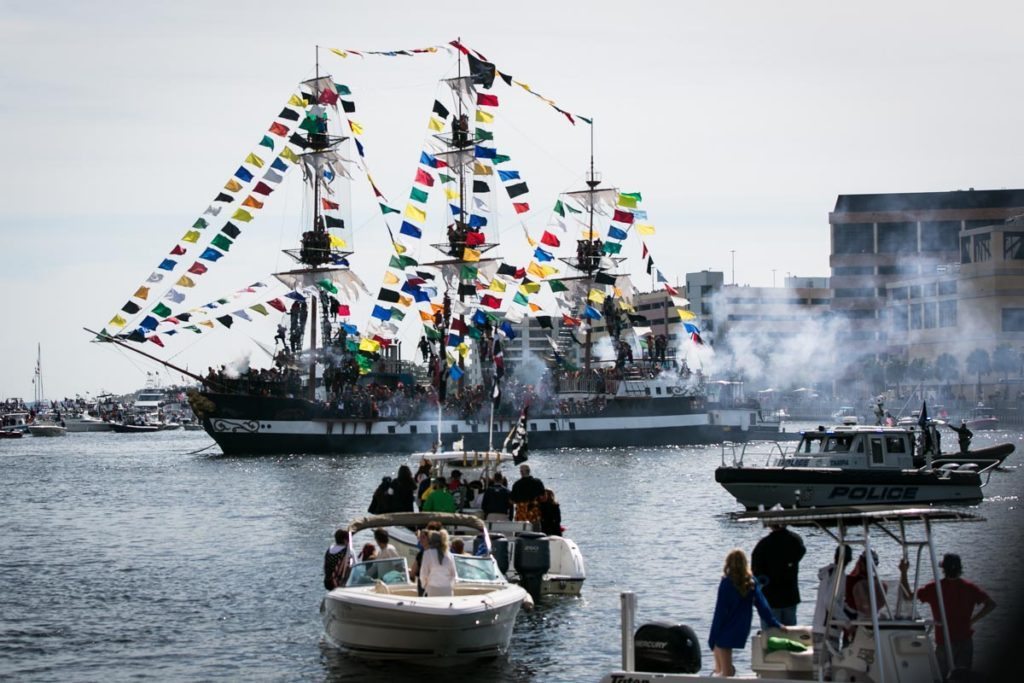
1,427,1021,681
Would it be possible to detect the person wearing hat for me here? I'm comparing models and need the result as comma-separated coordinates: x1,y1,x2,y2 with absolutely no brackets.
904,553,995,679
948,419,973,453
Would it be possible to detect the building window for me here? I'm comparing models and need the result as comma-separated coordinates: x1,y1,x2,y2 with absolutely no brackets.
833,266,874,276
878,264,919,276
834,287,876,298
938,280,957,295
910,285,922,299
834,223,874,254
923,302,937,328
810,298,831,305
939,300,957,327
877,222,917,254
891,305,909,331
961,236,971,264
846,309,876,319
923,282,937,298
974,234,991,262
1005,232,1024,260
920,220,960,252
910,304,922,329
1003,308,1024,332
890,287,908,300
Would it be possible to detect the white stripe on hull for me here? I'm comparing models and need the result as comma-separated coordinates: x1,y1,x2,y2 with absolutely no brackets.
722,481,983,510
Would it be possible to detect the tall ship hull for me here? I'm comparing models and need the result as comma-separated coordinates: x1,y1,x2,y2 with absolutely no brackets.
197,391,757,455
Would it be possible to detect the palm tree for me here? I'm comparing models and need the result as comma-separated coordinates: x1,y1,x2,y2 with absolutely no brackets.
934,353,958,399
965,348,991,401
992,344,1018,399
907,357,931,394
885,356,908,399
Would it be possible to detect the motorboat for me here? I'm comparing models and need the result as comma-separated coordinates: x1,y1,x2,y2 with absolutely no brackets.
320,511,528,665
1,411,31,434
110,412,163,433
602,505,984,682
715,424,1000,509
964,404,998,430
64,413,113,433
28,422,67,437
0,430,23,439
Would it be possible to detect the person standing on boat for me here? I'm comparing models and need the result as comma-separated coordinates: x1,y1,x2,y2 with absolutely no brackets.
391,465,417,512
323,529,348,590
510,464,544,526
373,528,401,561
420,530,457,597
421,476,457,513
948,420,973,453
905,553,996,680
537,488,562,536
709,548,783,677
751,524,806,627
481,473,513,521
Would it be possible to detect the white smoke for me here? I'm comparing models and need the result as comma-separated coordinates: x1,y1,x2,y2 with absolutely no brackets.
222,354,251,380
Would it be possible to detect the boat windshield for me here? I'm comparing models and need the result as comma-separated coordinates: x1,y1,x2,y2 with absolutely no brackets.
454,556,503,583
345,558,410,586
822,435,855,453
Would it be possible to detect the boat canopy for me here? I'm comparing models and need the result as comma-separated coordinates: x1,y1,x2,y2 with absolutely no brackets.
346,511,489,535
412,450,505,464
734,505,984,528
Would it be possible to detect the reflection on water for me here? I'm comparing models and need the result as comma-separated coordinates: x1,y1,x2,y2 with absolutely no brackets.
0,429,1020,681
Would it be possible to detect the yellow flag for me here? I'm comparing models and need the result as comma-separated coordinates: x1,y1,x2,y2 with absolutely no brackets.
445,187,460,200
613,286,623,298
540,264,559,277
462,247,481,262
399,295,413,307
472,162,492,176
224,178,243,192
249,304,269,316
176,275,195,288
523,224,537,247
182,230,200,243
244,153,265,168
329,234,347,249
404,204,426,222
109,314,127,328
329,48,349,58
428,116,444,132
242,195,264,209
232,209,254,222
133,286,150,300
522,281,541,294
676,308,696,321
617,193,638,208
349,120,364,135
588,288,606,304
458,342,469,358
280,147,300,163
637,223,656,235
199,320,215,328
476,110,494,123
393,241,407,254
489,279,506,292
580,229,598,240
288,94,309,107
527,261,545,279
359,338,381,353
383,271,399,285
514,80,532,92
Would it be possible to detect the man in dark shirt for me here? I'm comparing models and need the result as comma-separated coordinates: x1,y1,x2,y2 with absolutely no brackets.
510,464,544,525
323,529,348,590
481,473,512,521
752,524,806,626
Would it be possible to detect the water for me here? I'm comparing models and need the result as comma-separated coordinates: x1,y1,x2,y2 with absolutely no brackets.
1,428,1021,681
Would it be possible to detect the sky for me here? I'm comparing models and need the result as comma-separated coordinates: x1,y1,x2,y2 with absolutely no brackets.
2,0,1023,400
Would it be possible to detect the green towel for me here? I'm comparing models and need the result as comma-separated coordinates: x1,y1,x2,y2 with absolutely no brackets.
766,636,808,653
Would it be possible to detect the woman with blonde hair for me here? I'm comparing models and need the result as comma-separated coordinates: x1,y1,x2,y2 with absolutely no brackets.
419,529,457,597
709,548,783,676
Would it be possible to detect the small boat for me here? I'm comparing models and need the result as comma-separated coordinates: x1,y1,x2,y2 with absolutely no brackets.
964,403,998,430
601,506,984,682
28,423,67,437
716,425,996,509
0,411,31,434
110,412,164,433
0,430,23,439
320,512,528,665
930,441,1015,468
64,413,113,433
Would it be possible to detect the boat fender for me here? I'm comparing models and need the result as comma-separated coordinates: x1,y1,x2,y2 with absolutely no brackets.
633,622,701,674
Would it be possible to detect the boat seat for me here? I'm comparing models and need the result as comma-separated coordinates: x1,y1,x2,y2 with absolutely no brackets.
751,626,815,680
374,580,391,594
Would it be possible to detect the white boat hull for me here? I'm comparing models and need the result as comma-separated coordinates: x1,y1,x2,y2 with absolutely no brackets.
321,585,525,664
28,425,66,437
64,419,113,433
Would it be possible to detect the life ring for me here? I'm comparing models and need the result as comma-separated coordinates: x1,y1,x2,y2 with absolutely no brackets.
670,386,684,396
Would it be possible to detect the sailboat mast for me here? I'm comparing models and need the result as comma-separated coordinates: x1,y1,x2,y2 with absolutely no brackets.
308,45,321,401
35,343,43,405
584,121,597,374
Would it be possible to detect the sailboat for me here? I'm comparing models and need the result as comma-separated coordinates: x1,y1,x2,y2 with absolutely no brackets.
27,344,67,437
95,42,758,456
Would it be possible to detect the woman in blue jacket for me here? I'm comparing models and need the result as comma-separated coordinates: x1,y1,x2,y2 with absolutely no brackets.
709,548,783,676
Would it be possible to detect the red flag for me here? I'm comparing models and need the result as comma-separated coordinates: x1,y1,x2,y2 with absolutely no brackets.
465,231,485,246
337,304,350,316
267,298,286,313
562,314,581,327
318,88,339,106
188,262,207,275
414,168,435,187
481,294,501,309
148,335,164,347
269,122,289,136
612,209,635,224
641,242,649,259
664,283,679,296
540,231,560,247
252,181,274,195
477,93,499,107
322,198,340,210
170,245,186,256
435,158,448,169
513,202,529,215
514,268,526,279
449,40,470,55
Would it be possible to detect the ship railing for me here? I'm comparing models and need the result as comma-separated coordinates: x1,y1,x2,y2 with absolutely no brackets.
721,441,787,468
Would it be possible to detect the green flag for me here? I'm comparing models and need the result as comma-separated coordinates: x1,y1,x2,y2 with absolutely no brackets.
389,307,406,321
379,203,399,215
460,265,478,280
439,173,455,184
548,279,568,292
602,241,622,254
475,128,494,141
193,218,208,229
565,202,582,214
553,200,565,217
317,278,339,294
152,302,172,318
211,234,233,251
410,187,429,203
467,326,482,340
493,154,510,164
425,326,441,341
335,83,352,96
259,135,275,150
513,292,529,305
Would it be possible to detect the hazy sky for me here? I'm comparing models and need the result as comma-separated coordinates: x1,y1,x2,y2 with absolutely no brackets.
2,1,1022,400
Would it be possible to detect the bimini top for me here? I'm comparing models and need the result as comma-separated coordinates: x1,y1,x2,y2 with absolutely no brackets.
346,511,488,535
734,505,985,528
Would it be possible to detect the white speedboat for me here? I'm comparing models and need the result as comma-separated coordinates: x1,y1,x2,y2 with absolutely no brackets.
320,512,528,665
716,424,999,509
602,505,983,682
964,404,998,430
28,419,67,437
64,414,113,433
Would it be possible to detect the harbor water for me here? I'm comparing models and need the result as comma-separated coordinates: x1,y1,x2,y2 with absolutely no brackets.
2,427,1021,681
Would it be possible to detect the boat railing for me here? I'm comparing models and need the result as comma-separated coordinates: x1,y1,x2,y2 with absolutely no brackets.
721,441,787,468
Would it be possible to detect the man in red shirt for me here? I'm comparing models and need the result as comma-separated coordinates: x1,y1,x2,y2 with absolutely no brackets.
909,553,996,679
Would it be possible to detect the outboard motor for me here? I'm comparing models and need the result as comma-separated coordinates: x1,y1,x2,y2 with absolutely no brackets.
512,531,550,603
633,622,701,674
476,533,510,575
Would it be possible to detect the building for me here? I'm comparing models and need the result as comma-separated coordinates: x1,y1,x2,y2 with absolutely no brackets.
829,188,1024,356
685,270,725,338
712,277,832,345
